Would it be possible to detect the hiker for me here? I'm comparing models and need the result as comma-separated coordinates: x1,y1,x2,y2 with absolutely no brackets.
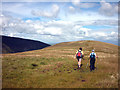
76,48,84,68
89,50,98,71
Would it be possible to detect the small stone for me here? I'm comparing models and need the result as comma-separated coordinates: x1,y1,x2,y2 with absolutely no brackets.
81,80,86,82
74,68,76,70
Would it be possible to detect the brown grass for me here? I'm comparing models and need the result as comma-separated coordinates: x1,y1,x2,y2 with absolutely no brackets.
2,40,118,88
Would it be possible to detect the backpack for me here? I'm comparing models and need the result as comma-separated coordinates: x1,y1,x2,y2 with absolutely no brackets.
76,50,82,58
90,53,95,59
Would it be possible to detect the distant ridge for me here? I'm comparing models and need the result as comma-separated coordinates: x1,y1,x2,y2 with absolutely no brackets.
1,35,51,54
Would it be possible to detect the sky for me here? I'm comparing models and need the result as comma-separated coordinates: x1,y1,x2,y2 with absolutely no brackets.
1,0,119,45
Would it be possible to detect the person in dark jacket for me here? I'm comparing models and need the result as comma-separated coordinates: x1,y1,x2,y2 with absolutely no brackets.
89,50,98,71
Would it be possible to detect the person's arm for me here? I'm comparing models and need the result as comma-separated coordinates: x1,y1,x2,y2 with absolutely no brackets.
76,50,78,54
95,53,98,58
82,51,84,57
74,50,78,58
88,53,91,60
82,51,84,55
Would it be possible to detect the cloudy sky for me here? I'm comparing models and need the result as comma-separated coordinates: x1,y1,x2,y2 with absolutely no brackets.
1,0,119,45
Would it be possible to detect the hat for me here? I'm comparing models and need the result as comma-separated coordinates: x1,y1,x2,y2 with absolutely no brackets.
92,50,94,52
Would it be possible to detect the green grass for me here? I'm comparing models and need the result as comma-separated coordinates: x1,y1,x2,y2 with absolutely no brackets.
2,40,118,88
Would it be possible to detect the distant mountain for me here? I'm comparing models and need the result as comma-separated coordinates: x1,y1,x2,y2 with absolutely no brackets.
2,35,51,54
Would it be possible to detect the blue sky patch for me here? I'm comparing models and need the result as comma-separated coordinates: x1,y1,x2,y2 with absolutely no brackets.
83,25,112,30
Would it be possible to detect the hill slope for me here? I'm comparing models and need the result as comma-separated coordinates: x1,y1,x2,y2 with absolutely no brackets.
2,35,51,53
2,40,119,88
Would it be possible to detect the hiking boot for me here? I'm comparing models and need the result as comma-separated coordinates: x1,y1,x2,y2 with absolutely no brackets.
81,64,83,67
90,69,92,72
77,66,80,69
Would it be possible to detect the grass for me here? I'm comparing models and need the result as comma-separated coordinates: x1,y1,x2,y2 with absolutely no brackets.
2,40,118,88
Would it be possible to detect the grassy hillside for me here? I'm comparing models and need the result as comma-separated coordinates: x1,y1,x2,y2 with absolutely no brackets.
2,40,119,88
2,43,13,54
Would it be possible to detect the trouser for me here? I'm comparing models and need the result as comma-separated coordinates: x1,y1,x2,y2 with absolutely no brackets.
90,59,95,71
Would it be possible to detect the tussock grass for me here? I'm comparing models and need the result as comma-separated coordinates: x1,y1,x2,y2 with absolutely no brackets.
2,40,118,88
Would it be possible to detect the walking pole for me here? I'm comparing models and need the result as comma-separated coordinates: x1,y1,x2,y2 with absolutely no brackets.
95,57,98,70
86,63,88,68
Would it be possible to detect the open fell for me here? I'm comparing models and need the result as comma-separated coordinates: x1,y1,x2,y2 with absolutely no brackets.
2,40,119,88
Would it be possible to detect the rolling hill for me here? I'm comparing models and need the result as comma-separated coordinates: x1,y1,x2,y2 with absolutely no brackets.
2,40,119,88
2,35,51,54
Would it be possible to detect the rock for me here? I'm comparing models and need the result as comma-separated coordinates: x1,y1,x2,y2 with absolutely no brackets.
81,80,86,82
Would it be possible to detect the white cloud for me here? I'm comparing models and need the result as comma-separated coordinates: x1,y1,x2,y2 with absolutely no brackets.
36,25,62,35
31,4,60,18
0,15,11,27
2,3,33,18
1,15,118,44
34,24,44,29
0,15,87,43
71,0,81,6
99,0,118,16
79,27,91,36
68,6,76,13
71,0,97,8
9,33,14,37
88,30,118,41
111,31,116,35
25,20,32,23
44,27,62,35
79,3,97,8
92,32,107,37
